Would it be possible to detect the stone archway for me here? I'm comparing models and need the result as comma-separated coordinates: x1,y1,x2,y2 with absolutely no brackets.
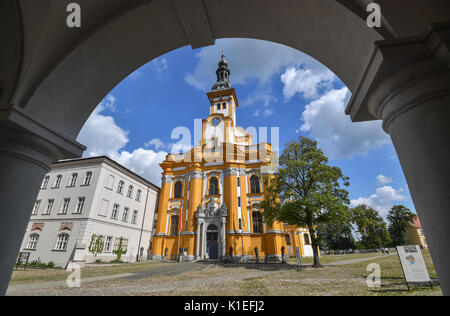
1,0,449,295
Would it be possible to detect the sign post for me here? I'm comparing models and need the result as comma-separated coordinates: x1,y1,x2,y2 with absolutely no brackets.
16,252,30,270
295,247,302,271
396,245,432,290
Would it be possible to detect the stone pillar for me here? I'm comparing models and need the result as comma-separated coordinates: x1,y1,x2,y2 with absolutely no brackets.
346,23,450,295
202,223,207,259
221,217,227,259
0,126,80,295
196,221,201,259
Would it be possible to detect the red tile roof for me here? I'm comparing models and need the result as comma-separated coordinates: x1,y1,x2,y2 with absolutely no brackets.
410,216,422,228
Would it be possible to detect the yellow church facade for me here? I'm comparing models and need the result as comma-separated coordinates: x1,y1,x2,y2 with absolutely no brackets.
150,52,313,262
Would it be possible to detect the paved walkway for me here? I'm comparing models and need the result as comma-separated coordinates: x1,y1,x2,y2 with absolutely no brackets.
6,262,206,295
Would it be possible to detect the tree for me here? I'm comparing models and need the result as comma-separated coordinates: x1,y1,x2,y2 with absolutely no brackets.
88,234,104,261
113,237,127,262
387,205,416,246
317,222,356,251
351,205,391,249
261,136,350,267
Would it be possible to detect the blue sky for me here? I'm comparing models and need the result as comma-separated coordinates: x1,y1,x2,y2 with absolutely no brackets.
77,38,415,217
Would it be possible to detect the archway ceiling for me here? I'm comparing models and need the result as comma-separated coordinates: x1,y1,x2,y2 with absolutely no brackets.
2,0,449,143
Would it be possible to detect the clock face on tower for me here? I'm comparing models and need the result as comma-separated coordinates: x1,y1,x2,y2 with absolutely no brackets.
211,117,220,126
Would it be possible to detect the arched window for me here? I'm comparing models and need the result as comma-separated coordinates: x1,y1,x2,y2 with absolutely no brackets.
170,215,179,236
136,189,141,201
303,233,311,245
55,233,70,250
84,171,92,185
207,224,218,231
285,234,291,246
26,234,39,249
106,175,115,189
250,175,260,194
174,182,182,198
117,180,124,194
69,173,78,187
127,185,133,198
252,212,263,233
208,177,219,195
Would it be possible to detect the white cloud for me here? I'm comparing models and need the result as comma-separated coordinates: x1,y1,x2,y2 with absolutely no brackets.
145,138,166,150
113,148,167,186
263,109,274,117
185,38,333,92
77,103,128,158
376,174,392,185
300,87,390,159
281,67,335,100
350,186,407,217
77,95,167,185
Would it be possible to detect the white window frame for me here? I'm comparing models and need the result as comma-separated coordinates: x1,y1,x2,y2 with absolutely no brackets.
84,171,92,186
60,198,70,215
32,200,41,215
69,173,78,187
104,236,113,252
111,204,119,219
54,175,62,188
131,210,138,224
42,176,50,189
136,189,141,201
117,181,124,194
127,185,133,198
44,199,54,215
55,233,70,251
26,233,39,249
122,207,129,222
75,197,85,214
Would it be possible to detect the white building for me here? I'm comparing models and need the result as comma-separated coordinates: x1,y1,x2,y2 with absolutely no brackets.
19,156,160,267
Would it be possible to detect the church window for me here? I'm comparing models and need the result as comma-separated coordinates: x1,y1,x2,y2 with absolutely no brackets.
222,102,226,109
174,181,182,198
250,175,261,194
217,103,221,110
304,233,311,245
208,177,219,195
285,234,291,246
252,212,263,233
170,215,179,236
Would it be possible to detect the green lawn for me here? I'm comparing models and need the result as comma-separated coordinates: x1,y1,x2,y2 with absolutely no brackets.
289,252,386,265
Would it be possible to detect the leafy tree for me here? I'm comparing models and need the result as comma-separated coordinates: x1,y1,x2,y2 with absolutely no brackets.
317,222,356,251
88,234,104,261
113,237,127,262
351,205,391,249
261,136,350,267
387,205,416,246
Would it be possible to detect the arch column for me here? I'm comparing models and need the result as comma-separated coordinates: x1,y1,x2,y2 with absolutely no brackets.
347,23,450,295
0,119,84,295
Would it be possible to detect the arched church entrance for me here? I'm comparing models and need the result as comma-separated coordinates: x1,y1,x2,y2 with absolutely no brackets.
206,224,219,260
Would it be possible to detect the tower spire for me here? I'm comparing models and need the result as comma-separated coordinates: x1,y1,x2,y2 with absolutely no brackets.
211,45,231,91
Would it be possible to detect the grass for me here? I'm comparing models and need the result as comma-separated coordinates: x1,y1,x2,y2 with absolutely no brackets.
290,252,384,265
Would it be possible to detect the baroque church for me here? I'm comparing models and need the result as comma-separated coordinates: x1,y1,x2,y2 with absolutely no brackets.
151,51,313,262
